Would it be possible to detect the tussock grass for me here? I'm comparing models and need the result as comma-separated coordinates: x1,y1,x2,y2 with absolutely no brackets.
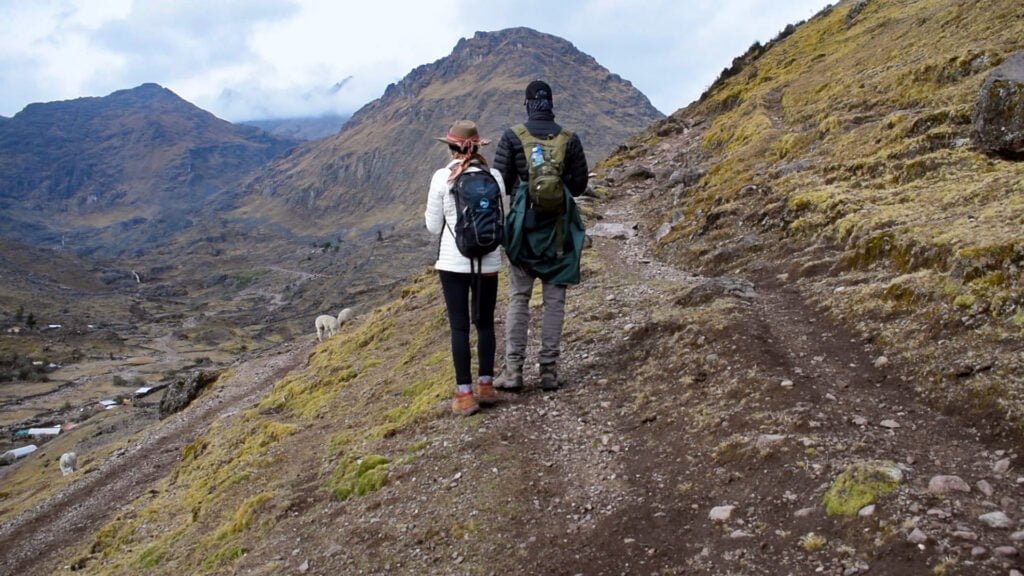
69,268,456,574
603,0,1024,433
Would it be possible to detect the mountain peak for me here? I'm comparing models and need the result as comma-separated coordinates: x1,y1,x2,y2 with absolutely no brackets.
250,27,661,232
131,82,167,92
376,27,608,109
107,83,193,108
454,27,573,51
14,83,190,120
0,84,296,253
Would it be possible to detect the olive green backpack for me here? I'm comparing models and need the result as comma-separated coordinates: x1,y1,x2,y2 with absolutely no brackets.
512,124,572,214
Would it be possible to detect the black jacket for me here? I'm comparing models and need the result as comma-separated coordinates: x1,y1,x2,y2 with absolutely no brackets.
493,109,589,198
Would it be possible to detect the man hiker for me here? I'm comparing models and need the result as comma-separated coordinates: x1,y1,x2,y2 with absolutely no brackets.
493,79,589,391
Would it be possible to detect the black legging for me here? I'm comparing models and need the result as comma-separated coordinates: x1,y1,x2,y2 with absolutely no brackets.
438,270,498,385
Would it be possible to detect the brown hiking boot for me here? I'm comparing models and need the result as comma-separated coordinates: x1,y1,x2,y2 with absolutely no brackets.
540,366,559,391
451,391,479,416
474,379,498,405
494,366,523,391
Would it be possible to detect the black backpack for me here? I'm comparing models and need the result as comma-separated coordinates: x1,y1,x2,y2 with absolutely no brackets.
447,169,504,259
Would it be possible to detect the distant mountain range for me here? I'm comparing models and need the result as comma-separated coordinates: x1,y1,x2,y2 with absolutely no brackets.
0,27,664,349
0,83,297,254
0,28,661,258
240,115,350,141
244,27,664,238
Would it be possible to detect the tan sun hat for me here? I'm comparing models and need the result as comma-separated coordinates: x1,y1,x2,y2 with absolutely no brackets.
435,119,491,148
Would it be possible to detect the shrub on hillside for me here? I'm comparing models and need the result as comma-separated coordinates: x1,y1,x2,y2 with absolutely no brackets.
0,352,50,383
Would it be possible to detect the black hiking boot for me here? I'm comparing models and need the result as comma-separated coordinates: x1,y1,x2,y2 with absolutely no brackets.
494,366,523,391
539,365,559,391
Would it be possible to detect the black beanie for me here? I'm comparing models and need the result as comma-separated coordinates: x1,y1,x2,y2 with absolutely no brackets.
525,80,553,102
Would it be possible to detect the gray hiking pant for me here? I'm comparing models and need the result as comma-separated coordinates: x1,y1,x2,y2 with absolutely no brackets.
505,263,566,371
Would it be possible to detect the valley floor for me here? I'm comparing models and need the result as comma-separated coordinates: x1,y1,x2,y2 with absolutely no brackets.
0,342,310,576
3,182,1022,575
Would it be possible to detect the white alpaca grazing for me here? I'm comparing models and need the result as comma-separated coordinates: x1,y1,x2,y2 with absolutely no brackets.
315,308,353,342
59,452,78,476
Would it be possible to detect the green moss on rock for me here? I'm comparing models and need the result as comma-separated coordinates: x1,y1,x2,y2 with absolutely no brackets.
823,461,902,516
328,454,390,501
954,293,977,308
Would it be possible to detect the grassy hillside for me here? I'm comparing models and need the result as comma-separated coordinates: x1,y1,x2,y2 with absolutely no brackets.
605,0,1024,434
9,2,1024,574
62,271,456,574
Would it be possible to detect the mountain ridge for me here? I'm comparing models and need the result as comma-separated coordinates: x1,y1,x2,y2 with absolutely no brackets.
242,27,663,232
0,83,297,253
6,3,1024,575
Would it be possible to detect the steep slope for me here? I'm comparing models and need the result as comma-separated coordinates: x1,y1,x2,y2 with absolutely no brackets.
0,84,297,254
15,6,1024,575
4,4,1024,574
241,27,663,235
605,0,1024,435
12,169,1024,576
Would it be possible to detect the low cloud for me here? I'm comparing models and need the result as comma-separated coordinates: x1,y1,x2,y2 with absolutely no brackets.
0,0,831,120
459,0,831,114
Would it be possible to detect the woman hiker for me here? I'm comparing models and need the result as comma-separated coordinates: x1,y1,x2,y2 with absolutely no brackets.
424,120,506,416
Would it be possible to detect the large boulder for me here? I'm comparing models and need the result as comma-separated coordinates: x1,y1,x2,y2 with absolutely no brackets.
159,370,220,418
973,52,1024,159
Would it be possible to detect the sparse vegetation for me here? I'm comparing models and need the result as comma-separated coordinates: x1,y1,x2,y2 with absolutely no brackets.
0,351,50,382
823,461,901,517
326,455,390,501
52,270,454,572
799,532,827,552
604,0,1024,436
5,4,1024,575
213,492,275,540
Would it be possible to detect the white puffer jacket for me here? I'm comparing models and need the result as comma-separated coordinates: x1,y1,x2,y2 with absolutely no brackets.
424,160,505,274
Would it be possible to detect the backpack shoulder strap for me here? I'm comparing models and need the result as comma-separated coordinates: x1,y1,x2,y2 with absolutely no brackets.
512,123,571,141
511,124,533,146
550,128,572,150
513,124,572,153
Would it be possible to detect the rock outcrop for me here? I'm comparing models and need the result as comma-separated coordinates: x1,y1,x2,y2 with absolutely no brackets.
159,370,221,418
972,51,1024,159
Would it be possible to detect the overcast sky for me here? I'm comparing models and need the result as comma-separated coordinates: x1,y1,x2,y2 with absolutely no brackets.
0,0,833,121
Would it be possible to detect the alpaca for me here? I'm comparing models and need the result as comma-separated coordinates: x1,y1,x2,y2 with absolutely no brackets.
315,308,353,342
59,452,78,476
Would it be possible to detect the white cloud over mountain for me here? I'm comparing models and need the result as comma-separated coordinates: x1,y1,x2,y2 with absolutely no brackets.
0,0,830,120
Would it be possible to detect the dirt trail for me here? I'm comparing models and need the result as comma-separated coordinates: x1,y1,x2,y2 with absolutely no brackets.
3,181,1022,575
0,340,312,576
227,185,1023,575
531,188,1022,575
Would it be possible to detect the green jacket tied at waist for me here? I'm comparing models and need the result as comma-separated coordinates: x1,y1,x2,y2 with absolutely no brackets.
503,183,585,285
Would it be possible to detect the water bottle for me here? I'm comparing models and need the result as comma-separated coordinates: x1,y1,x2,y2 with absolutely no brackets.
530,145,544,167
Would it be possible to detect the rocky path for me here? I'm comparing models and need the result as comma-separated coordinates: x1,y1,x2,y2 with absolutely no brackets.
534,187,1024,575
4,181,1023,575
227,183,1024,575
0,340,312,576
